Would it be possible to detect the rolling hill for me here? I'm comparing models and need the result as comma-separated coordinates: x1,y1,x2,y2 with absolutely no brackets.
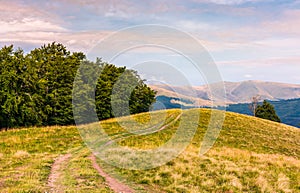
0,109,299,192
150,80,300,106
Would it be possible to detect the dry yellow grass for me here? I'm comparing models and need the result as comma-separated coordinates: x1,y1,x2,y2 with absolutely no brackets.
0,108,299,192
99,109,300,192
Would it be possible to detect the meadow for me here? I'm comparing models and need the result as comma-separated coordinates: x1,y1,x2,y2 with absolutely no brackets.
0,109,299,192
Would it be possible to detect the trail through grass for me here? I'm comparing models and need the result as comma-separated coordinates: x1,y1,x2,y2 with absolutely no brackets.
47,153,72,192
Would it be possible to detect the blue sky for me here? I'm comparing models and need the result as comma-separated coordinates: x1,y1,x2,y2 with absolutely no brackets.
1,0,300,85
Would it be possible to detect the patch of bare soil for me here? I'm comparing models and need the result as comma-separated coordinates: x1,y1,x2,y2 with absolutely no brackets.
89,154,134,193
47,154,71,192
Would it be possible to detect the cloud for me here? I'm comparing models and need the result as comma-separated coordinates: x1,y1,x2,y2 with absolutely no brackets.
0,18,66,33
175,20,218,32
0,1,73,49
1,0,299,64
262,9,300,36
0,31,111,52
0,1,68,34
217,56,300,67
244,74,253,78
0,1,61,22
253,38,300,51
42,0,259,20
45,0,172,18
191,0,270,5
194,8,300,53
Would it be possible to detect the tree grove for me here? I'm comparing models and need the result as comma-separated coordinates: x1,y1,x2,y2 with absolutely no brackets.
0,43,156,129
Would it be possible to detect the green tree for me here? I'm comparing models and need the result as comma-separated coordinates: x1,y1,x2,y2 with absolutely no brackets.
255,100,281,123
95,60,156,120
0,45,18,130
0,43,156,129
0,46,34,129
95,62,126,120
74,59,156,123
26,42,85,125
73,59,101,124
129,81,157,114
0,43,85,129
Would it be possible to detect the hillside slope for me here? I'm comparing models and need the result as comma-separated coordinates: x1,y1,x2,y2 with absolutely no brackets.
0,109,299,192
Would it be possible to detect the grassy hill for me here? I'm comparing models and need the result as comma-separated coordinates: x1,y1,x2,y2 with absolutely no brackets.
0,109,299,192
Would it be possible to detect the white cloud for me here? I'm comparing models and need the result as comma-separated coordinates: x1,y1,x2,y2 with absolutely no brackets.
176,20,218,32
0,18,66,33
244,74,253,78
0,31,111,52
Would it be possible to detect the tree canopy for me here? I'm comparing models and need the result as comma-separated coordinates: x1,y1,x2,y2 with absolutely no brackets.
0,43,156,129
255,100,281,123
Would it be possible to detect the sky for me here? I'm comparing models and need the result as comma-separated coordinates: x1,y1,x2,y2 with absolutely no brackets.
1,0,300,85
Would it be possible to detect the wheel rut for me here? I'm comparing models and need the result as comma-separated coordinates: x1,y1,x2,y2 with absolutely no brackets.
89,154,134,193
47,153,71,192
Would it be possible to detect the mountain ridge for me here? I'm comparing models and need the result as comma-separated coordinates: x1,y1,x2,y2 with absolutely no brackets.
150,80,300,106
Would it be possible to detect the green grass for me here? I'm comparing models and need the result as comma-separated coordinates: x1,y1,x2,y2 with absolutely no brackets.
94,109,300,192
0,109,299,192
0,125,82,192
0,125,113,192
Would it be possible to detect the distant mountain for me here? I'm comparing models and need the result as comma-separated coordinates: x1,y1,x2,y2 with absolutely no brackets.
153,96,300,128
150,80,300,106
151,81,300,128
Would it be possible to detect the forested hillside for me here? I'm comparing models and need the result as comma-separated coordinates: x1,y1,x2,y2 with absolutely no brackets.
0,43,156,129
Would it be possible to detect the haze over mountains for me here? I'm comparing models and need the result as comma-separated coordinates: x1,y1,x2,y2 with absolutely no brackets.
150,80,300,106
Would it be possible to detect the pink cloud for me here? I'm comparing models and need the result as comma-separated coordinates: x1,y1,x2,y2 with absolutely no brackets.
1,31,111,52
262,9,300,36
43,0,187,18
0,18,67,33
0,1,61,22
217,56,300,67
193,0,267,5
